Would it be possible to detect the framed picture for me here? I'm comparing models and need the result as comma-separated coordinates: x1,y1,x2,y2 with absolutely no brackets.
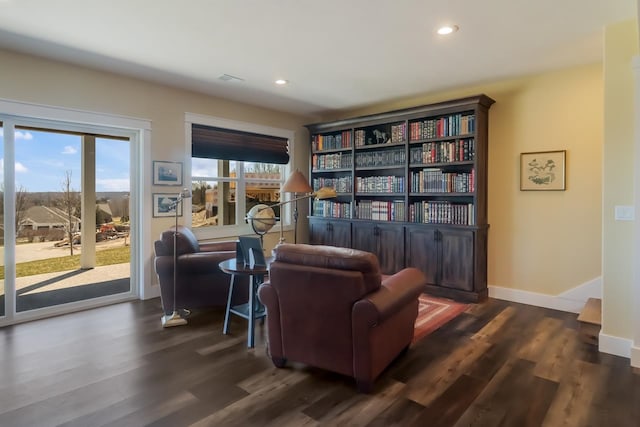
153,161,182,186
152,193,182,217
520,150,566,191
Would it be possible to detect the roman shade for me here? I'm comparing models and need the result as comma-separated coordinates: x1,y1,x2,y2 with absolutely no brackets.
192,124,290,164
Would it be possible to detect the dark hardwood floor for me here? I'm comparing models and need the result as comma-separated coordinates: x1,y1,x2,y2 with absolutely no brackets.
0,297,638,426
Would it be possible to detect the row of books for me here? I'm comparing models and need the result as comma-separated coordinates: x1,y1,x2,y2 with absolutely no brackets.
356,175,405,193
313,176,352,193
354,129,366,146
410,168,475,193
409,113,476,140
312,200,352,218
356,200,405,221
312,131,353,151
356,148,406,168
409,139,475,164
390,123,407,144
312,152,353,170
409,201,475,225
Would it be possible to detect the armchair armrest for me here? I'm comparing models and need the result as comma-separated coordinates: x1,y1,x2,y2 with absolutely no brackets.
353,268,425,325
199,240,237,252
177,251,236,274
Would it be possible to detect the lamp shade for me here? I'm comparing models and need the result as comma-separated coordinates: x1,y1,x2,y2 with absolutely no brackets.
281,170,313,194
314,187,337,200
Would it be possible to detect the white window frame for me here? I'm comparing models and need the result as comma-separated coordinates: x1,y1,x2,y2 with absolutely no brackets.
185,113,295,241
0,98,152,326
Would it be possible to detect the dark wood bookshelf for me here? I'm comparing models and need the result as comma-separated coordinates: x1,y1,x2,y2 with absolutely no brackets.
306,94,494,302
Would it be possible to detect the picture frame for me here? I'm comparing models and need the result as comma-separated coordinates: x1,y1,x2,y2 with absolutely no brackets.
152,193,183,217
153,160,182,186
520,150,566,191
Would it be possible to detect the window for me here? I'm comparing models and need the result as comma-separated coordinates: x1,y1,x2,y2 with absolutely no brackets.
191,159,284,228
186,115,294,237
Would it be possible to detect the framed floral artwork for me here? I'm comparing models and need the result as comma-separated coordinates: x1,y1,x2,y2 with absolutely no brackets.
520,150,566,191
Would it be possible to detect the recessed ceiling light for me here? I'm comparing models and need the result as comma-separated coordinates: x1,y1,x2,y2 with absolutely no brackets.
275,79,288,85
437,25,458,35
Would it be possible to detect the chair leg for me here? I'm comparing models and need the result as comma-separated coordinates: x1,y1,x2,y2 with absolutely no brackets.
223,275,235,334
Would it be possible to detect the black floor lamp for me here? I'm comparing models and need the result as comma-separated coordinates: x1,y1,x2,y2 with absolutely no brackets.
161,188,192,328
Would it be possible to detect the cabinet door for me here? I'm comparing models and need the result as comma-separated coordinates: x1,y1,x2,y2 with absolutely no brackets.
309,219,329,245
375,223,405,274
329,221,351,248
439,228,474,291
353,222,404,275
352,222,376,254
405,225,439,285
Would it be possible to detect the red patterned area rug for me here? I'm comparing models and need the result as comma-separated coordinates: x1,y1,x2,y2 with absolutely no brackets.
412,294,468,344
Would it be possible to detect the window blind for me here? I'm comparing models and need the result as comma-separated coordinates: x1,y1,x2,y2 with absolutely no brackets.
191,124,289,164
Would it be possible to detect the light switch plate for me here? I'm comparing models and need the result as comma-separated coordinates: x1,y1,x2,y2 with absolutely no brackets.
615,205,635,221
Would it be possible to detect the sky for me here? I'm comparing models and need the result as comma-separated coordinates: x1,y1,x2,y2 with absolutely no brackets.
0,128,130,192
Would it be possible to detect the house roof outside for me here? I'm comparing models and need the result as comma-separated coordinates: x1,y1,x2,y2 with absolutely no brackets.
21,206,80,226
97,203,113,217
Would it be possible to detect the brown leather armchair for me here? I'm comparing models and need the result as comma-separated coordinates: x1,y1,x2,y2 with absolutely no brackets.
258,243,426,392
153,226,248,314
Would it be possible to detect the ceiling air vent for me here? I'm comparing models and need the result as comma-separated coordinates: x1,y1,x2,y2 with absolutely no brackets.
218,74,244,82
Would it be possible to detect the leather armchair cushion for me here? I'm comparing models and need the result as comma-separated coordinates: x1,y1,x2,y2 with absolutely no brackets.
274,243,382,294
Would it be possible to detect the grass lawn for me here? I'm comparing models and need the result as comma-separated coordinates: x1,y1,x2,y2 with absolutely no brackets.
0,246,130,280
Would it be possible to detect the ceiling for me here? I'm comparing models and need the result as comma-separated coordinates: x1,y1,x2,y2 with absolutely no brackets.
0,0,636,117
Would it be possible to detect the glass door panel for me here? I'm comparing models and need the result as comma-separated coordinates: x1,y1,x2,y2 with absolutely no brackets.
11,128,131,312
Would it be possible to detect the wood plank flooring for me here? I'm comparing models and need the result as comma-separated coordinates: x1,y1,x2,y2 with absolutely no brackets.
0,297,638,426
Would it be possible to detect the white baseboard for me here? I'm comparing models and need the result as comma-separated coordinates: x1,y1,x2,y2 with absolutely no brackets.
488,277,602,314
600,332,632,359
489,278,635,360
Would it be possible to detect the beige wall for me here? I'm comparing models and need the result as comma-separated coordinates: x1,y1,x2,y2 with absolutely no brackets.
2,21,638,348
602,19,639,339
0,47,312,289
325,64,604,297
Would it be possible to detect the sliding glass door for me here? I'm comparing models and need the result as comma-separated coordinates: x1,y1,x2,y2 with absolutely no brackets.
1,119,133,320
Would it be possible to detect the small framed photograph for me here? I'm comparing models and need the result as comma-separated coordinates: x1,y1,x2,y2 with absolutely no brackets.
153,161,182,186
520,150,566,191
153,193,182,217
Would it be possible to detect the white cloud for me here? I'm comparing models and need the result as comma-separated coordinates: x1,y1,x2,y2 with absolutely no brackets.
0,159,28,174
15,131,34,141
96,178,130,191
192,158,218,177
0,131,34,140
62,145,77,154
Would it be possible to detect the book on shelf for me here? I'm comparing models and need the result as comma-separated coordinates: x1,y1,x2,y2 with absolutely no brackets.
356,200,405,221
355,148,406,168
312,152,353,170
356,175,405,193
313,200,352,219
313,176,352,193
312,130,353,151
409,113,476,141
410,168,474,193
409,201,475,226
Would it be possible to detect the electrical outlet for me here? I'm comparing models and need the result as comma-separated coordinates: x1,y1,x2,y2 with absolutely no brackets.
614,205,635,221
